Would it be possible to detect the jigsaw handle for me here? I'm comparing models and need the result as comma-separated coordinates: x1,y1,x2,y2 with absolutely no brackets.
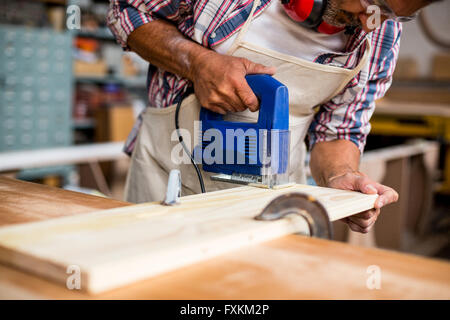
200,74,289,130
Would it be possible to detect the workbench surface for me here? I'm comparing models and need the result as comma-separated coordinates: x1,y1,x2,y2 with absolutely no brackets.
0,177,449,299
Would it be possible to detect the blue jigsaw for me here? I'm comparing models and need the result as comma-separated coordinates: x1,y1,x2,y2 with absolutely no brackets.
195,74,291,188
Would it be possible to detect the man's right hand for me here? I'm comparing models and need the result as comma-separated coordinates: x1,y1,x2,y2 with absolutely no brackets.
127,19,275,114
189,50,276,115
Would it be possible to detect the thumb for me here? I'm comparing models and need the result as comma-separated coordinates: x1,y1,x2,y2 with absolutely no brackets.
244,60,276,75
355,176,378,195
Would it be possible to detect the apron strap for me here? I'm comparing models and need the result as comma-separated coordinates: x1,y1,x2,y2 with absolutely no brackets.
227,0,371,77
327,37,372,100
352,37,372,76
225,0,372,102
227,0,261,55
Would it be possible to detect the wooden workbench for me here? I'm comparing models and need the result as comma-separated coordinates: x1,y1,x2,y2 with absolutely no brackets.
0,177,449,299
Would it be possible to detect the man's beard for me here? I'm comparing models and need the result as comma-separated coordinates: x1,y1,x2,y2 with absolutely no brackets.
322,0,361,28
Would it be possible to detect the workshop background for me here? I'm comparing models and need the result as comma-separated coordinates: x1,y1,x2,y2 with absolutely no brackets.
0,0,449,259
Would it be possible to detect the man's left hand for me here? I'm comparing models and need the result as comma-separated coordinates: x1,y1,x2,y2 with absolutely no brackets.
326,171,399,233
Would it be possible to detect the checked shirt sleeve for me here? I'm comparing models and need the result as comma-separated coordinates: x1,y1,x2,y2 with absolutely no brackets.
308,21,402,154
107,0,170,50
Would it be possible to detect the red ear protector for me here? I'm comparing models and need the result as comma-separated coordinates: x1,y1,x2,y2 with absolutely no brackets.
281,0,345,34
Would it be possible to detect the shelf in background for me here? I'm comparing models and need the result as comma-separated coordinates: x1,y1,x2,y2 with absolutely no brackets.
74,28,116,41
38,0,67,4
72,118,96,130
391,78,450,89
75,75,147,88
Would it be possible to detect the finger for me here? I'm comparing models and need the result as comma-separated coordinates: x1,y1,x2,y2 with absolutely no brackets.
352,208,379,220
243,59,276,75
347,220,370,233
216,83,247,112
209,94,240,113
372,183,399,209
236,80,260,112
341,217,364,232
224,90,247,112
340,217,350,224
354,176,379,195
199,91,230,114
348,216,376,230
348,210,379,229
239,59,276,111
233,86,255,112
218,101,239,113
207,105,227,115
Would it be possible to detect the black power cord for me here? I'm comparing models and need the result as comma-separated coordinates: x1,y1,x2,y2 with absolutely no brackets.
174,89,206,193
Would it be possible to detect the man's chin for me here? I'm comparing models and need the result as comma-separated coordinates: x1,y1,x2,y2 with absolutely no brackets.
323,17,361,29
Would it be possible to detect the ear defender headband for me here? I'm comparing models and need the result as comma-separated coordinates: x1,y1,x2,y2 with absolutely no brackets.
281,0,345,34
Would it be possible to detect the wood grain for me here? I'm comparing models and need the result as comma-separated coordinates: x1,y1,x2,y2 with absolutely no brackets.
0,183,377,293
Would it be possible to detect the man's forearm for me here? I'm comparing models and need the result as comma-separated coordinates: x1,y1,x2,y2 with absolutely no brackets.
310,140,360,187
127,19,210,81
126,19,275,114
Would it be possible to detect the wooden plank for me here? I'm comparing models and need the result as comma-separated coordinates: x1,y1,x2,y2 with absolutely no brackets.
0,184,377,294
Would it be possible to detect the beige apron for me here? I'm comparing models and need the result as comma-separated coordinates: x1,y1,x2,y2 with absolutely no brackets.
124,0,371,203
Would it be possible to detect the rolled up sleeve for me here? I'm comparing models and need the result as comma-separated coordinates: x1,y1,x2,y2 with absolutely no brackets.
308,21,402,154
107,0,156,50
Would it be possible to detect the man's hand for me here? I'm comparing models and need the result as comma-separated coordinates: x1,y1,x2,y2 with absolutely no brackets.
189,50,276,115
327,171,399,233
310,140,399,234
127,19,275,115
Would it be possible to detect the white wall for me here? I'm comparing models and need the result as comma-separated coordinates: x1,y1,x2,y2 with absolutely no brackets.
398,1,450,76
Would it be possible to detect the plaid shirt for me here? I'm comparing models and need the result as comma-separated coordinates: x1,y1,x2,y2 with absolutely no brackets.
107,0,402,155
